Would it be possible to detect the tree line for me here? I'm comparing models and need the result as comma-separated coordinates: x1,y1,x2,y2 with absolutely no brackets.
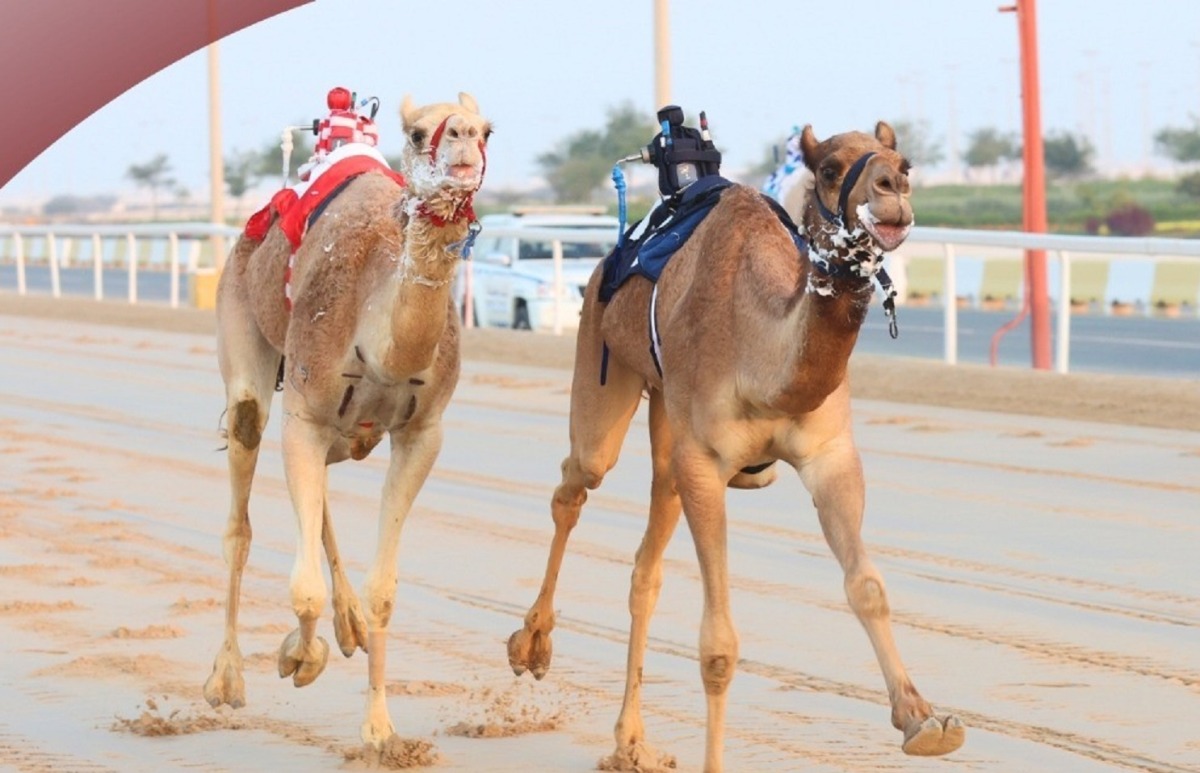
533,107,1200,204
43,108,1200,220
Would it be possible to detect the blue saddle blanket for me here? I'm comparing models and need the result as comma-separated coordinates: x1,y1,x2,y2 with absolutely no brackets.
599,176,734,302
599,177,806,302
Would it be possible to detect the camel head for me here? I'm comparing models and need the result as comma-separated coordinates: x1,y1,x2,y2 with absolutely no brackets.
398,92,493,223
799,122,913,261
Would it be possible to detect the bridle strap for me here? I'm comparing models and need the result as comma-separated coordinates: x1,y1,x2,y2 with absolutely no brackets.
814,151,876,226
427,115,451,162
415,115,488,228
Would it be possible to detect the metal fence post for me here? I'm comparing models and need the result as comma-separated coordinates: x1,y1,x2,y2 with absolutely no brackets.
92,233,104,300
14,233,26,295
126,232,138,304
168,232,180,308
1055,250,1071,374
552,238,564,336
48,233,61,298
942,242,957,365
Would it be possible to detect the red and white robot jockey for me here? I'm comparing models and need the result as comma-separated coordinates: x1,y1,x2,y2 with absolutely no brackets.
298,86,381,181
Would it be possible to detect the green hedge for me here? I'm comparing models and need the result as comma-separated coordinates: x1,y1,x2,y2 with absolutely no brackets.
912,178,1200,234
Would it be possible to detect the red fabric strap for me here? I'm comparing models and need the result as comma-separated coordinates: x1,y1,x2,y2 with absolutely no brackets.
243,188,298,241
278,155,405,248
427,115,451,162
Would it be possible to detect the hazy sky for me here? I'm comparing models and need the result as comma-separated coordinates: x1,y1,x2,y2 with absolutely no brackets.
4,0,1200,205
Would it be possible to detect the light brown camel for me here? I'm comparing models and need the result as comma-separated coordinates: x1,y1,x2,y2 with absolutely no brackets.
203,93,491,747
507,122,964,771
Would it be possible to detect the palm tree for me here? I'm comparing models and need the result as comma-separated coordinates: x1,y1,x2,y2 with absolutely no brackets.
125,154,175,220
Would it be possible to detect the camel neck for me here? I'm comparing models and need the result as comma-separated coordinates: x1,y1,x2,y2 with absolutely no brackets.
363,200,468,380
396,197,471,288
770,287,867,414
752,240,874,415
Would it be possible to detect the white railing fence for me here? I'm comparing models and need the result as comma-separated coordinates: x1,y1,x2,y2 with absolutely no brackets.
0,222,238,308
3,221,1198,374
901,227,1200,373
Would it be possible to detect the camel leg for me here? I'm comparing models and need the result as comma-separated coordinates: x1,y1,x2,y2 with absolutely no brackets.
507,335,645,680
205,268,280,709
322,477,369,658
277,406,333,689
359,422,444,747
602,391,681,772
799,439,964,756
675,439,739,773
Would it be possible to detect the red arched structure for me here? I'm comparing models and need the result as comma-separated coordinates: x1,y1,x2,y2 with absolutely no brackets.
0,0,311,189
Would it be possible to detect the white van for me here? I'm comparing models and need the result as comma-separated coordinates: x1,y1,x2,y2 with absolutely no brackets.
457,207,619,332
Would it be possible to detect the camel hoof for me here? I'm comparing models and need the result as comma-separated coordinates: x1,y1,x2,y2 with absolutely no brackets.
902,714,965,756
203,652,245,709
599,741,677,771
332,597,369,658
507,627,552,679
361,717,397,749
277,629,330,687
355,733,438,768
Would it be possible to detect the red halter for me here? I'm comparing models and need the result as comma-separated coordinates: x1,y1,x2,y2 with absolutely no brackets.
418,114,487,227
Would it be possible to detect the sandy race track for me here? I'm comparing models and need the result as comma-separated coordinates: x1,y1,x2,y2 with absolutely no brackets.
0,294,1197,772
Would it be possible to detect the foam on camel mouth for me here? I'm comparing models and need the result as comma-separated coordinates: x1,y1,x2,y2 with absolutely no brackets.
855,203,911,252
449,164,479,181
441,164,482,190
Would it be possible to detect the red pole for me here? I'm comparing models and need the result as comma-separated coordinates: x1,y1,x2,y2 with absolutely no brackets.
1011,0,1052,369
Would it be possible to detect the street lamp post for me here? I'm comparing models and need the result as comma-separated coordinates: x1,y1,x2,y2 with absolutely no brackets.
999,0,1052,370
654,0,670,110
207,40,226,272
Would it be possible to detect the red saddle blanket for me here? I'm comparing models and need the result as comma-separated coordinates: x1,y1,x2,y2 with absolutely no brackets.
243,154,406,247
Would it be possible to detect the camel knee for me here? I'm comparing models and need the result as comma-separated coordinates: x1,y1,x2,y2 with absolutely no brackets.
551,469,589,531
699,622,739,696
362,571,398,629
230,398,264,450
564,452,611,492
628,559,663,614
700,653,736,696
845,566,890,619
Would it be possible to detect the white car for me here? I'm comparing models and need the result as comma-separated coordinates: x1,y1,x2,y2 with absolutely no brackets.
457,208,619,332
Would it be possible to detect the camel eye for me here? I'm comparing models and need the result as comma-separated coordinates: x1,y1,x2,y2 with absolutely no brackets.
409,129,426,146
483,126,494,142
820,165,838,183
900,158,912,175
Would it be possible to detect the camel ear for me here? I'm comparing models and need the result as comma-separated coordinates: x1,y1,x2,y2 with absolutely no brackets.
800,125,821,172
458,92,480,114
875,121,897,150
400,94,416,128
